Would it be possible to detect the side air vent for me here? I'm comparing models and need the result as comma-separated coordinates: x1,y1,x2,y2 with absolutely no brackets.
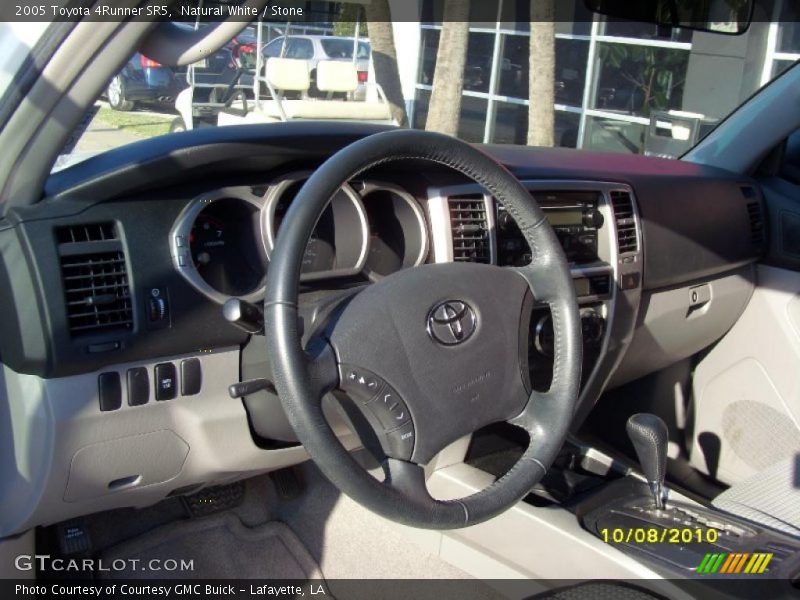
609,190,638,254
56,223,133,337
742,187,765,246
448,194,491,263
56,222,117,244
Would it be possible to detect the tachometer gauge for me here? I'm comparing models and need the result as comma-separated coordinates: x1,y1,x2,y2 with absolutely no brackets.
190,214,226,271
187,198,265,297
170,187,268,305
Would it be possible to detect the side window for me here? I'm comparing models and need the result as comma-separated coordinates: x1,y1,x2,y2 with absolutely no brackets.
288,38,314,60
264,39,284,58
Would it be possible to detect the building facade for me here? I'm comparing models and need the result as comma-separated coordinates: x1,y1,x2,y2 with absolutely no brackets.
387,0,800,156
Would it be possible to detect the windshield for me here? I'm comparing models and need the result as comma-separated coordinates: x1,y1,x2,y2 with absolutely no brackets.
55,1,800,171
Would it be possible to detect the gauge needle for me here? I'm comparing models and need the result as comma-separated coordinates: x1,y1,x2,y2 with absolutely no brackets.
197,252,211,266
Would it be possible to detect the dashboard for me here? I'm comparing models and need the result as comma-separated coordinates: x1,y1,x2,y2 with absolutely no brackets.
0,122,766,536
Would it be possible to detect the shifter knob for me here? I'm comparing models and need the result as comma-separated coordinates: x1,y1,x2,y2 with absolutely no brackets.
626,413,668,509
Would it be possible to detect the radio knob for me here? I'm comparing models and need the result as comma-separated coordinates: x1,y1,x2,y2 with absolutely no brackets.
583,209,604,229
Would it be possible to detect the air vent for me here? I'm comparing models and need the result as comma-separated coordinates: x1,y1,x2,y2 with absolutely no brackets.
742,188,765,246
448,194,490,263
56,222,117,244
61,252,133,336
609,190,638,254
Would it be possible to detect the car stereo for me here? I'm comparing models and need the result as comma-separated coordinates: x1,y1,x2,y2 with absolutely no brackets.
496,190,604,266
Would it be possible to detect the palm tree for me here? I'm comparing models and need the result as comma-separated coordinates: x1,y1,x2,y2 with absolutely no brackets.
425,0,470,135
365,0,408,127
527,0,556,147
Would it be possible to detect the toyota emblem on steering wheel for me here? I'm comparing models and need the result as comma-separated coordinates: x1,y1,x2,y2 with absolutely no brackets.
427,300,478,346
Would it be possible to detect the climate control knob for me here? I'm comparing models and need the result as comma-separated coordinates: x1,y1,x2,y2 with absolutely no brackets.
581,310,605,344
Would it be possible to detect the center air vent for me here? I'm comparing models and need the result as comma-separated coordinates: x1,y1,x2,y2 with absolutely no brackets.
609,190,638,254
448,194,491,263
56,223,133,337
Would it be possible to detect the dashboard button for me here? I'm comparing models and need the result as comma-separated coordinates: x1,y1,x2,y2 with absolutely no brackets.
126,367,149,406
154,362,178,401
87,341,120,354
98,372,122,412
620,272,641,290
383,422,415,460
368,387,411,430
180,358,202,396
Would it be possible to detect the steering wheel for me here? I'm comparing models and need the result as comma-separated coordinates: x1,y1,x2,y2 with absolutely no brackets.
264,129,582,529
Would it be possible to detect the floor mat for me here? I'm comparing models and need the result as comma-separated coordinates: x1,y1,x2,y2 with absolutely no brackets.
99,512,322,580
275,460,473,580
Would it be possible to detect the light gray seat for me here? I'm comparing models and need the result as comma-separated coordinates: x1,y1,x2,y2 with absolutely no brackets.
712,455,800,537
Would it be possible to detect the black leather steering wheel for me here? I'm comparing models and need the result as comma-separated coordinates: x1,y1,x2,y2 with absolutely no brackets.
264,129,582,529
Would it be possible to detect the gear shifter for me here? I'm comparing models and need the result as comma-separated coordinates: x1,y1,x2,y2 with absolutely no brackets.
626,413,668,509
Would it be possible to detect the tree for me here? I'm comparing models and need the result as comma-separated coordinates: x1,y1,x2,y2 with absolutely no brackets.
333,3,363,37
597,44,687,117
425,0,470,135
527,0,556,147
365,0,408,127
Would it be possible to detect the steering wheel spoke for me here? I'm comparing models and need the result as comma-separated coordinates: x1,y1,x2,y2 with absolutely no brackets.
383,458,433,504
305,337,340,400
507,389,550,429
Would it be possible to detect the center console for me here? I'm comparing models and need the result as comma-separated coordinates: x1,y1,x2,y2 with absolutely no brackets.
494,189,612,392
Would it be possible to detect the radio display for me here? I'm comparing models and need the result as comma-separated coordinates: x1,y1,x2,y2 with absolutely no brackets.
545,208,583,227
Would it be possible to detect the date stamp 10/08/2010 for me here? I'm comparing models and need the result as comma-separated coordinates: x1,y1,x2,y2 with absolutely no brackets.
600,527,720,545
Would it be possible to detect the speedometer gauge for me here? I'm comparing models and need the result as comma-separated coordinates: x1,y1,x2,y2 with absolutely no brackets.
263,175,368,281
272,187,337,274
359,183,429,280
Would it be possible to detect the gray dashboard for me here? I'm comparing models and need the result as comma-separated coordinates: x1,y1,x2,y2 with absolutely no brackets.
0,122,765,535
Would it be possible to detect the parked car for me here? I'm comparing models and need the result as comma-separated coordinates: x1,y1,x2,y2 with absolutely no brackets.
105,52,184,111
263,35,371,97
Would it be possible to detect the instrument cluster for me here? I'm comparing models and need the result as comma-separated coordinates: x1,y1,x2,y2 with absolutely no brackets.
169,173,429,303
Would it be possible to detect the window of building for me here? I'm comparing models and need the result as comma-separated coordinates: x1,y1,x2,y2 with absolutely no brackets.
492,102,580,147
